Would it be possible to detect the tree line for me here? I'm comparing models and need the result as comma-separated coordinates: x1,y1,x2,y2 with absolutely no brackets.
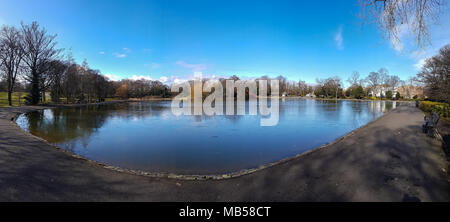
295,70,411,100
114,78,170,99
0,22,171,105
178,71,416,101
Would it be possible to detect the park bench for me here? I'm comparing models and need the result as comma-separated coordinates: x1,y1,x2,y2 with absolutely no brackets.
422,112,440,136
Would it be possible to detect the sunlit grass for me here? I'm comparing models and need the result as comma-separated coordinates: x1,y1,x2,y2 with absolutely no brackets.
1,91,124,107
0,92,28,107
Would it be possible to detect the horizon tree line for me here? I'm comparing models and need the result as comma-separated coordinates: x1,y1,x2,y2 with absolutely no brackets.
0,21,172,105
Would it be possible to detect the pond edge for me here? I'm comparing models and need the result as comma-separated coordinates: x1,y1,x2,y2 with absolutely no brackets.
8,100,409,181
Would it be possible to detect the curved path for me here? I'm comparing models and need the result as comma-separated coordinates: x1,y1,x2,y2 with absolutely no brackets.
0,105,448,201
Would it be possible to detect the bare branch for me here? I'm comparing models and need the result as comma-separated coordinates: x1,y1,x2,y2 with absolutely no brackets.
359,0,445,51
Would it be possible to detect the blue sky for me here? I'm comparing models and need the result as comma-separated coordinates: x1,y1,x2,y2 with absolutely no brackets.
0,0,449,86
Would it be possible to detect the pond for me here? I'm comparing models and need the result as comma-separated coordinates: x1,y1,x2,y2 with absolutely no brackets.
16,99,396,175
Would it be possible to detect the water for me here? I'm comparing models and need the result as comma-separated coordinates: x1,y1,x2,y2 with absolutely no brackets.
16,99,396,175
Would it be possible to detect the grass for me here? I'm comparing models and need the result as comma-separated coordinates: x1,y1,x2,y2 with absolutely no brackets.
0,92,54,107
0,92,28,107
105,98,123,102
1,91,125,107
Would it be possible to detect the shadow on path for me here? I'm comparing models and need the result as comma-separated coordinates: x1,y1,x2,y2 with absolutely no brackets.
0,105,448,201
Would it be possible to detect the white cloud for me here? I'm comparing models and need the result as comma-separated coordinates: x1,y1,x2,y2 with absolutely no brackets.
390,24,408,52
173,78,187,84
413,58,426,71
131,75,152,81
391,38,404,52
113,53,127,58
99,51,105,55
334,26,344,50
409,42,446,71
159,76,168,83
112,48,132,58
176,60,207,72
170,75,193,84
103,74,122,81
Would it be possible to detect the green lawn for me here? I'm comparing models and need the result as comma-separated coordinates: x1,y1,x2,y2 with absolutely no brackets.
0,92,28,107
1,92,123,107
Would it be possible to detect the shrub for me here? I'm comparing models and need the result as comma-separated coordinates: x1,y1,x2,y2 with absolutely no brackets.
345,90,351,98
351,86,365,99
419,101,450,118
386,91,393,100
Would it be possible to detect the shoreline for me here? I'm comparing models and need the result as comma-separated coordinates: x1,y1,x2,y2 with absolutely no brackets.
0,101,448,201
9,100,402,180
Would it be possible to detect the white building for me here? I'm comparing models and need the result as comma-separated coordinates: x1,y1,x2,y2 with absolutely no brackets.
369,86,398,98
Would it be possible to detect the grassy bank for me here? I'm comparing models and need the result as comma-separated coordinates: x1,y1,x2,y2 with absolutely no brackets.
0,92,28,107
0,92,53,107
0,91,144,107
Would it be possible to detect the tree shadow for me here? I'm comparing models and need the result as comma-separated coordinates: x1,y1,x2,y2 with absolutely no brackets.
0,105,448,201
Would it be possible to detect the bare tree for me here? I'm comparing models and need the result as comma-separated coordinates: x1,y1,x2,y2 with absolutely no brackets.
276,75,287,95
0,26,24,106
315,77,343,99
347,71,361,87
417,44,450,103
378,68,389,86
359,0,445,50
298,80,313,96
366,71,380,96
21,21,62,105
330,77,342,99
44,60,68,103
387,75,401,91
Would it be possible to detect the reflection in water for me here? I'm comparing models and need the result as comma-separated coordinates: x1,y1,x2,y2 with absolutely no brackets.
16,99,396,175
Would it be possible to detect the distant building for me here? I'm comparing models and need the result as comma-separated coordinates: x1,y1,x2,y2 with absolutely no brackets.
397,85,424,99
369,85,398,98
369,85,424,99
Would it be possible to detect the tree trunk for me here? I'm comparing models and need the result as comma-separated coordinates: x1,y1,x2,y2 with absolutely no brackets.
30,69,41,105
8,91,12,106
42,91,46,103
7,77,13,106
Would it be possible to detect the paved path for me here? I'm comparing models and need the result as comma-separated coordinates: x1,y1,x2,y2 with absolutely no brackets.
0,105,448,201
